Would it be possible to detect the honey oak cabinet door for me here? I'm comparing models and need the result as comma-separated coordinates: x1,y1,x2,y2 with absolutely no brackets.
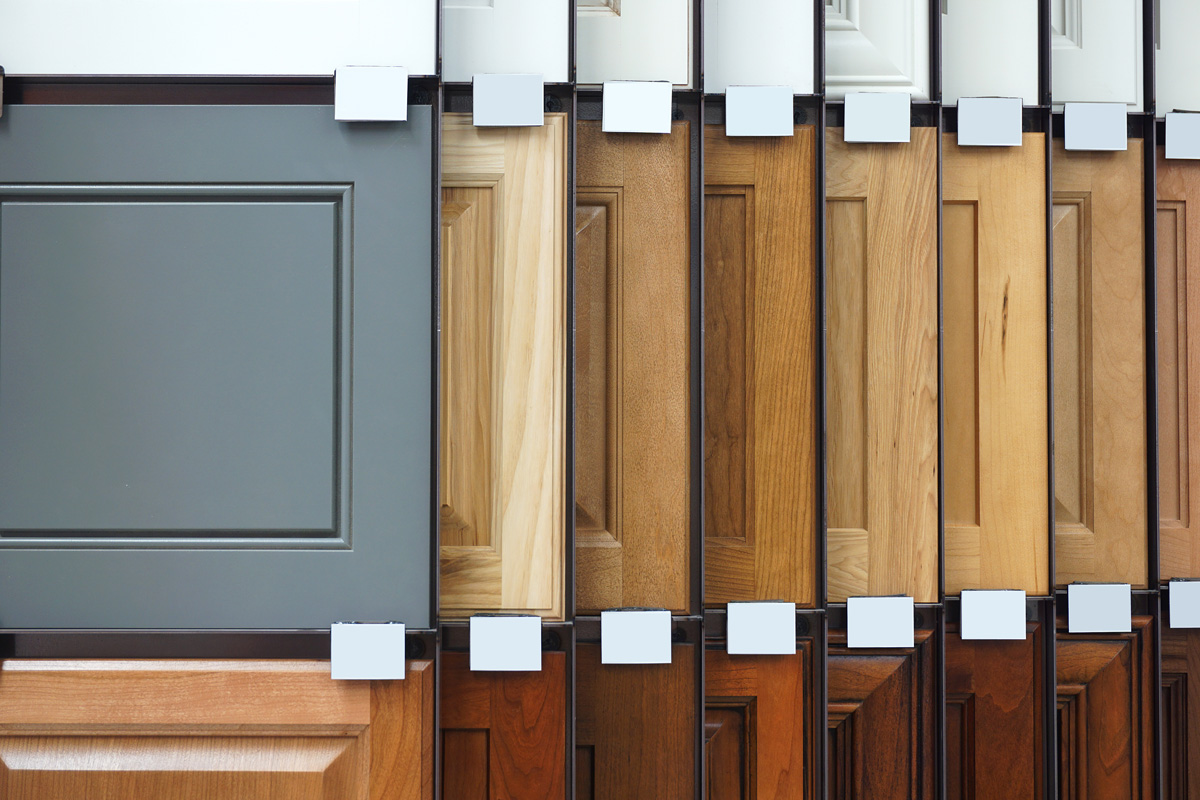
440,652,566,799
442,0,569,83
941,0,1039,105
1051,0,1142,110
576,643,696,799
577,0,692,86
706,125,819,607
943,134,1049,595
825,0,931,100
440,114,567,620
0,659,434,799
1162,627,1200,798
1052,142,1147,588
826,128,939,603
575,121,691,613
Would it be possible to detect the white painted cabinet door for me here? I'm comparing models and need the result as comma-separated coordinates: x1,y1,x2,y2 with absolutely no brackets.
443,0,569,83
577,0,692,87
1052,0,1142,110
942,0,1039,106
705,0,814,94
0,0,436,77
825,0,931,100
1158,0,1200,117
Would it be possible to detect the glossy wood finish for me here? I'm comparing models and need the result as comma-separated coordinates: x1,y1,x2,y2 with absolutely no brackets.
440,652,566,799
440,113,567,619
943,133,1050,595
575,120,691,613
0,659,433,799
826,128,939,603
1052,141,1148,588
1162,627,1200,799
705,125,818,608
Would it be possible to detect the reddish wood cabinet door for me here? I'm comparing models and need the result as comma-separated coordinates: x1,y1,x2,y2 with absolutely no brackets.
1160,627,1198,800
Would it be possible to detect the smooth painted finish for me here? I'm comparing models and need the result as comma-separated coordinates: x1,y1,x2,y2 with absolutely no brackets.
1051,0,1142,110
941,0,1038,105
442,0,568,83
704,0,815,95
577,0,692,87
825,0,931,100
1159,0,1200,117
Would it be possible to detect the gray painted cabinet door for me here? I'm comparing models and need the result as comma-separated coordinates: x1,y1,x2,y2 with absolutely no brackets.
0,104,433,629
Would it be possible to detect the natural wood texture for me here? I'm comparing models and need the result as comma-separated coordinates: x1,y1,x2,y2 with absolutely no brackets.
440,651,566,799
705,125,818,608
1157,150,1200,580
1056,615,1154,799
705,644,815,799
576,643,695,799
1162,627,1200,800
942,133,1050,595
945,624,1046,799
828,629,937,799
575,120,690,613
440,113,567,619
1052,141,1147,587
0,659,433,799
826,127,939,603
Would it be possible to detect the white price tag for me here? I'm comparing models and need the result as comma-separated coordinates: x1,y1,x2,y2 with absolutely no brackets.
334,66,409,122
957,97,1022,147
727,602,796,655
1169,580,1200,628
847,596,914,648
844,92,910,143
469,615,542,671
1067,583,1132,633
1166,112,1200,160
330,622,406,680
472,73,544,127
601,609,672,664
1063,103,1127,151
602,81,672,134
725,86,794,137
960,589,1026,640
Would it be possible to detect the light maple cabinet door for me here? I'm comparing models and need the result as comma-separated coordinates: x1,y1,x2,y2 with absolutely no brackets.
0,659,434,799
706,126,819,607
577,0,692,86
575,121,691,613
704,0,815,94
440,114,567,620
941,0,1038,105
826,128,939,604
1052,142,1147,588
1158,0,1200,117
442,0,569,83
1051,0,1142,109
943,134,1049,595
825,0,931,100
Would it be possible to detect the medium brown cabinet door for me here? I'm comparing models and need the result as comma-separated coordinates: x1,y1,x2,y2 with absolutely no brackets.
943,133,1050,595
826,128,939,603
704,125,818,608
0,659,433,799
440,652,566,799
440,113,567,620
1052,141,1147,588
1162,627,1200,799
576,643,696,799
575,120,691,613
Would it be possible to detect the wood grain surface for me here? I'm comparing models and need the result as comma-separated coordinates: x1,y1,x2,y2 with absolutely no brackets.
1162,627,1200,799
705,125,818,608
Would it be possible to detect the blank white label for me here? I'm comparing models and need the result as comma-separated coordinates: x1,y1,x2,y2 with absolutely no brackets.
1166,112,1200,159
330,622,406,680
1169,581,1200,628
726,86,794,137
844,93,911,143
473,73,544,127
334,66,408,122
727,602,796,655
847,596,914,648
960,590,1027,640
1067,584,1132,633
469,615,542,672
1064,103,1127,151
602,81,672,134
957,97,1022,147
601,609,672,664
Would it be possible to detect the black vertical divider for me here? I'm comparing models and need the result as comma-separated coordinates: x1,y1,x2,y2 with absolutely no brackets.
691,4,707,798
814,1,830,799
564,4,579,798
430,8,444,792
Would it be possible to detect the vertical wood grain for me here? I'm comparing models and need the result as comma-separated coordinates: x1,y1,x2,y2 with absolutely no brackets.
1161,627,1200,799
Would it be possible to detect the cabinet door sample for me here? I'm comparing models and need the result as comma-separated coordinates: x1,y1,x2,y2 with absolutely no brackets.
0,0,435,76
1051,0,1142,109
443,0,568,83
706,126,819,607
1162,628,1200,798
0,659,433,799
825,0,931,100
945,625,1047,799
576,121,691,613
941,0,1038,105
943,135,1049,595
826,128,939,603
828,630,938,800
1158,0,1200,118
704,0,815,95
440,114,567,620
441,652,566,799
577,0,692,86
705,645,815,799
0,105,433,630
1057,617,1155,798
1052,142,1147,587
1156,153,1200,580
576,643,696,799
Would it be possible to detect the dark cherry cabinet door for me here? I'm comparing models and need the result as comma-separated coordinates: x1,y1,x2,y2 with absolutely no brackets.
1161,627,1198,799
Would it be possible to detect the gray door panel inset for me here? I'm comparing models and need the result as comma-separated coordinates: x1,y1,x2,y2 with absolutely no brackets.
0,105,433,629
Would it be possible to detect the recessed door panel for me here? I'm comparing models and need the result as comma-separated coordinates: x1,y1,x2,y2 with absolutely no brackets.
577,0,692,86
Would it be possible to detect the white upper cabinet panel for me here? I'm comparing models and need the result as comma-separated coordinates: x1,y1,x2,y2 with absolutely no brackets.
443,0,569,83
705,0,814,94
942,0,1039,106
0,0,436,77
578,0,692,87
1052,0,1142,110
825,0,931,100
1158,0,1200,117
